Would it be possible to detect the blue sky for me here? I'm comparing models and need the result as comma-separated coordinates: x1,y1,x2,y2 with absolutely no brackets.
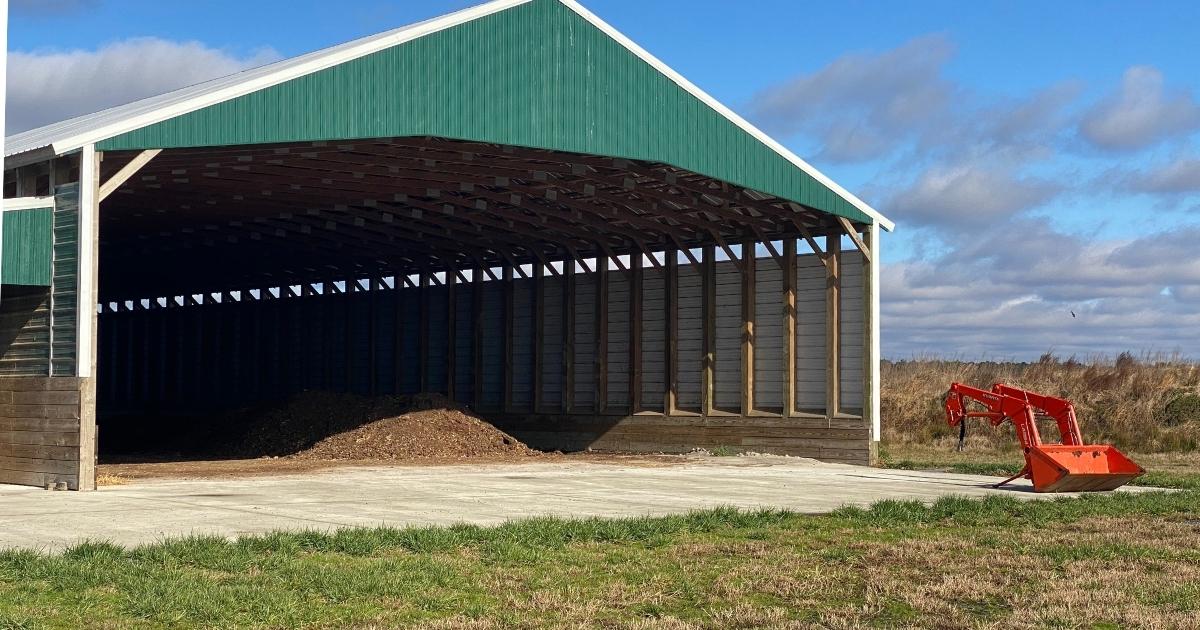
8,0,1200,358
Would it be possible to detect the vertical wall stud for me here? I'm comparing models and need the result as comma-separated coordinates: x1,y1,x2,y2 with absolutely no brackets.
630,253,643,413
783,239,797,418
701,244,716,416
741,240,756,416
826,235,841,419
665,248,679,415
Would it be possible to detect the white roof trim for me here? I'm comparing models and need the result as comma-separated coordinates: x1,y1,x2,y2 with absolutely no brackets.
2,196,55,212
557,0,893,232
4,0,532,159
5,0,892,231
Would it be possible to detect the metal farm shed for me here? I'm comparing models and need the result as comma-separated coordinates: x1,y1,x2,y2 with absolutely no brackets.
0,0,892,491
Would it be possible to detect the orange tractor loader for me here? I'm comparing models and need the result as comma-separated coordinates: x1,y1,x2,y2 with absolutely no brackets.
944,383,1144,492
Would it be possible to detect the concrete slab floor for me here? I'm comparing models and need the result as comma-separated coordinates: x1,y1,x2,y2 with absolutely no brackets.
0,455,1155,552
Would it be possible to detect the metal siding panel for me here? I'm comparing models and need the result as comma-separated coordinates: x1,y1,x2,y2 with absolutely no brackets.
50,185,80,377
540,275,563,408
572,271,596,409
606,271,630,407
713,260,741,411
794,253,826,411
675,264,702,410
840,252,864,412
511,278,534,408
754,260,784,410
640,267,665,411
426,285,450,394
399,288,421,394
1,208,53,286
480,281,505,406
0,287,51,375
454,287,474,404
95,0,869,224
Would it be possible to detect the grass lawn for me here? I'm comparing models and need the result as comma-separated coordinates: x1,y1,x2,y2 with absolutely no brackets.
2,487,1199,629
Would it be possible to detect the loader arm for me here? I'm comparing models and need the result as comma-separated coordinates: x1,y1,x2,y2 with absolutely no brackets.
943,382,1144,492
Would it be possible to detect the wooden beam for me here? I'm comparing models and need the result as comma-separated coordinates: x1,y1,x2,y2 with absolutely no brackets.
835,216,871,263
701,244,716,416
98,149,161,202
741,240,756,416
783,239,797,418
825,235,841,419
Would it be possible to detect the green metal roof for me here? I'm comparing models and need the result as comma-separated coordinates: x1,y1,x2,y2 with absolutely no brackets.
8,0,892,230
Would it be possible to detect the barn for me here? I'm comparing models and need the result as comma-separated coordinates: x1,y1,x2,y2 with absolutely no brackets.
0,0,892,491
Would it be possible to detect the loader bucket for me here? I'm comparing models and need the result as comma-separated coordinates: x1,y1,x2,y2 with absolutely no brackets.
1026,445,1144,493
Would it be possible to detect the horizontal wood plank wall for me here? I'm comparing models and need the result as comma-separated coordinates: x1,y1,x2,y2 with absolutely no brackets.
85,244,870,469
0,376,87,488
839,252,865,415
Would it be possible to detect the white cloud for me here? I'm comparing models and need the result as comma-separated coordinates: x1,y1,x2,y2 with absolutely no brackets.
749,35,958,162
6,37,280,134
11,0,97,17
1120,155,1200,195
882,220,1200,358
885,165,1061,229
1079,66,1200,151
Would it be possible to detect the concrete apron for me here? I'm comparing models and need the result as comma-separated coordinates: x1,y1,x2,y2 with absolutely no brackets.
0,455,1156,552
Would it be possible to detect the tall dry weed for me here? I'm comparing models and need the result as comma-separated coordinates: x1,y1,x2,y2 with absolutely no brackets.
882,352,1200,452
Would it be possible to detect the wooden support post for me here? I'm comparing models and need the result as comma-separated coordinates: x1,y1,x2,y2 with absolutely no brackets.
419,272,430,393
473,267,484,407
596,258,608,414
864,224,880,460
665,248,679,415
533,263,545,412
503,264,514,413
826,235,841,419
630,253,644,413
741,240,756,416
783,239,797,418
446,271,457,400
564,261,576,413
701,244,716,416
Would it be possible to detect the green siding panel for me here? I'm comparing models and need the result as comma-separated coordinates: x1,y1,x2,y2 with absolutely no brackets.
97,0,869,224
1,208,53,286
50,184,80,376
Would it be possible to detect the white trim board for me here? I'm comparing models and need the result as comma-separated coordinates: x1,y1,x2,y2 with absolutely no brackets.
2,196,56,212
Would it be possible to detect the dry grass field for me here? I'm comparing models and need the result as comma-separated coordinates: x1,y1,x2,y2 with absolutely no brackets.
881,353,1200,452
